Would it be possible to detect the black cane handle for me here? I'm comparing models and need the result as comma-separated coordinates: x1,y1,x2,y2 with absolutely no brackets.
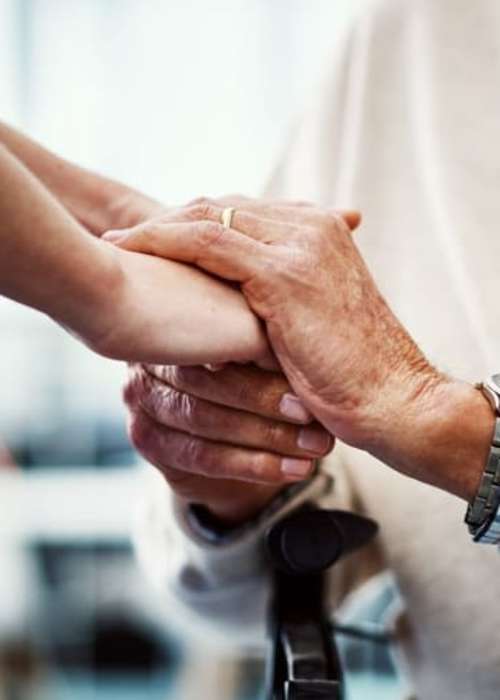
266,507,378,577
265,507,379,699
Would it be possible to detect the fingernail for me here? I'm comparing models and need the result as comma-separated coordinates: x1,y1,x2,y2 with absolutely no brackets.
281,458,313,479
102,229,127,243
279,393,312,423
298,426,332,454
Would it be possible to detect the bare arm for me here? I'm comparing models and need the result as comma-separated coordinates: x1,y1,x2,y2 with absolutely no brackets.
0,120,164,235
0,143,117,333
0,146,270,365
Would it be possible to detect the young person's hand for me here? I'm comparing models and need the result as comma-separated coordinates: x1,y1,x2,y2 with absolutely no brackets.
0,145,275,368
0,120,165,236
84,244,274,367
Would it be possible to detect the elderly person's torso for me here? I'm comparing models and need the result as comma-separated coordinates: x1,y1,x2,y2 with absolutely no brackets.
279,0,500,696
135,1,500,698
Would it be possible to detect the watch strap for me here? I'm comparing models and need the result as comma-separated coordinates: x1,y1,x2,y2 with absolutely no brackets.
465,384,500,539
475,504,500,544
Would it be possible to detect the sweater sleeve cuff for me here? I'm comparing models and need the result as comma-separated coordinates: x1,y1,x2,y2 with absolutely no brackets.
174,471,332,552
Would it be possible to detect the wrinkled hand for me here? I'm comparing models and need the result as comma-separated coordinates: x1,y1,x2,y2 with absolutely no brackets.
105,196,438,450
123,363,333,524
109,197,494,501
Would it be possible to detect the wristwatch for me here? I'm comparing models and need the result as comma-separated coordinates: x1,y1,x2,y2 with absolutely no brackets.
465,374,500,543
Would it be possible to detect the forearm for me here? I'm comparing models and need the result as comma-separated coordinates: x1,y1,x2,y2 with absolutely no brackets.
0,121,163,235
0,144,117,337
0,144,274,369
361,375,494,503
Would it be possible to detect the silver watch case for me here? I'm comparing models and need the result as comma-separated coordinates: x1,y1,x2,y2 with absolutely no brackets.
479,374,500,415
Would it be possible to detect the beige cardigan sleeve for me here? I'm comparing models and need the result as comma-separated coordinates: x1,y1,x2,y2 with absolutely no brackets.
133,465,338,648
132,447,385,651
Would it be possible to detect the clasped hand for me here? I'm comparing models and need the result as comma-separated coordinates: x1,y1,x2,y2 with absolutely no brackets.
107,196,439,444
105,196,484,520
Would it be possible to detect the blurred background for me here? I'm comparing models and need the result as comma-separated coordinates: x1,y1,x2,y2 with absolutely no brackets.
0,1,408,698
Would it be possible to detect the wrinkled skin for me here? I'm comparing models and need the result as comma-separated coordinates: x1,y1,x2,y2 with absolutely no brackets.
112,196,492,503
124,362,333,523
107,197,436,448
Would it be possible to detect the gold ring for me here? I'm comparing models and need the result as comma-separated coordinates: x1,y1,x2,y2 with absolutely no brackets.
221,206,235,229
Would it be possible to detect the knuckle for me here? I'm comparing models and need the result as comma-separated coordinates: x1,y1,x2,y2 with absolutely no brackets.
150,385,190,427
166,391,203,432
177,435,208,470
122,365,150,408
135,222,154,242
257,251,296,284
141,225,165,254
145,364,178,388
198,220,226,248
186,202,214,222
250,452,280,483
127,370,183,426
122,376,137,408
262,421,287,450
285,247,313,276
182,396,205,432
123,223,159,253
127,412,153,453
141,368,213,434
166,365,199,392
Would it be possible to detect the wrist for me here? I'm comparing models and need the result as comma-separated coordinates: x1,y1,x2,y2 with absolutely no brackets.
61,178,153,236
56,240,124,351
66,177,125,235
48,166,163,235
104,189,165,232
0,122,163,235
371,374,494,501
186,484,284,527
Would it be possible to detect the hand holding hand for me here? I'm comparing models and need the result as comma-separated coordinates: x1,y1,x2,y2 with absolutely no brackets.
108,196,493,501
104,197,433,445
84,244,274,367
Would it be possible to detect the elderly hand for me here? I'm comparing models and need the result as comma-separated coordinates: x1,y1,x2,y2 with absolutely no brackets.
123,363,333,524
107,197,494,501
105,197,434,443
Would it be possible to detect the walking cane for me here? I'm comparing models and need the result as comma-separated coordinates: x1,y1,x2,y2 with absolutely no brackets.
265,507,378,699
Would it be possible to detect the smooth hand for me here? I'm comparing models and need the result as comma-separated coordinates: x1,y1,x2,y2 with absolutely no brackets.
87,244,274,367
123,363,333,524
